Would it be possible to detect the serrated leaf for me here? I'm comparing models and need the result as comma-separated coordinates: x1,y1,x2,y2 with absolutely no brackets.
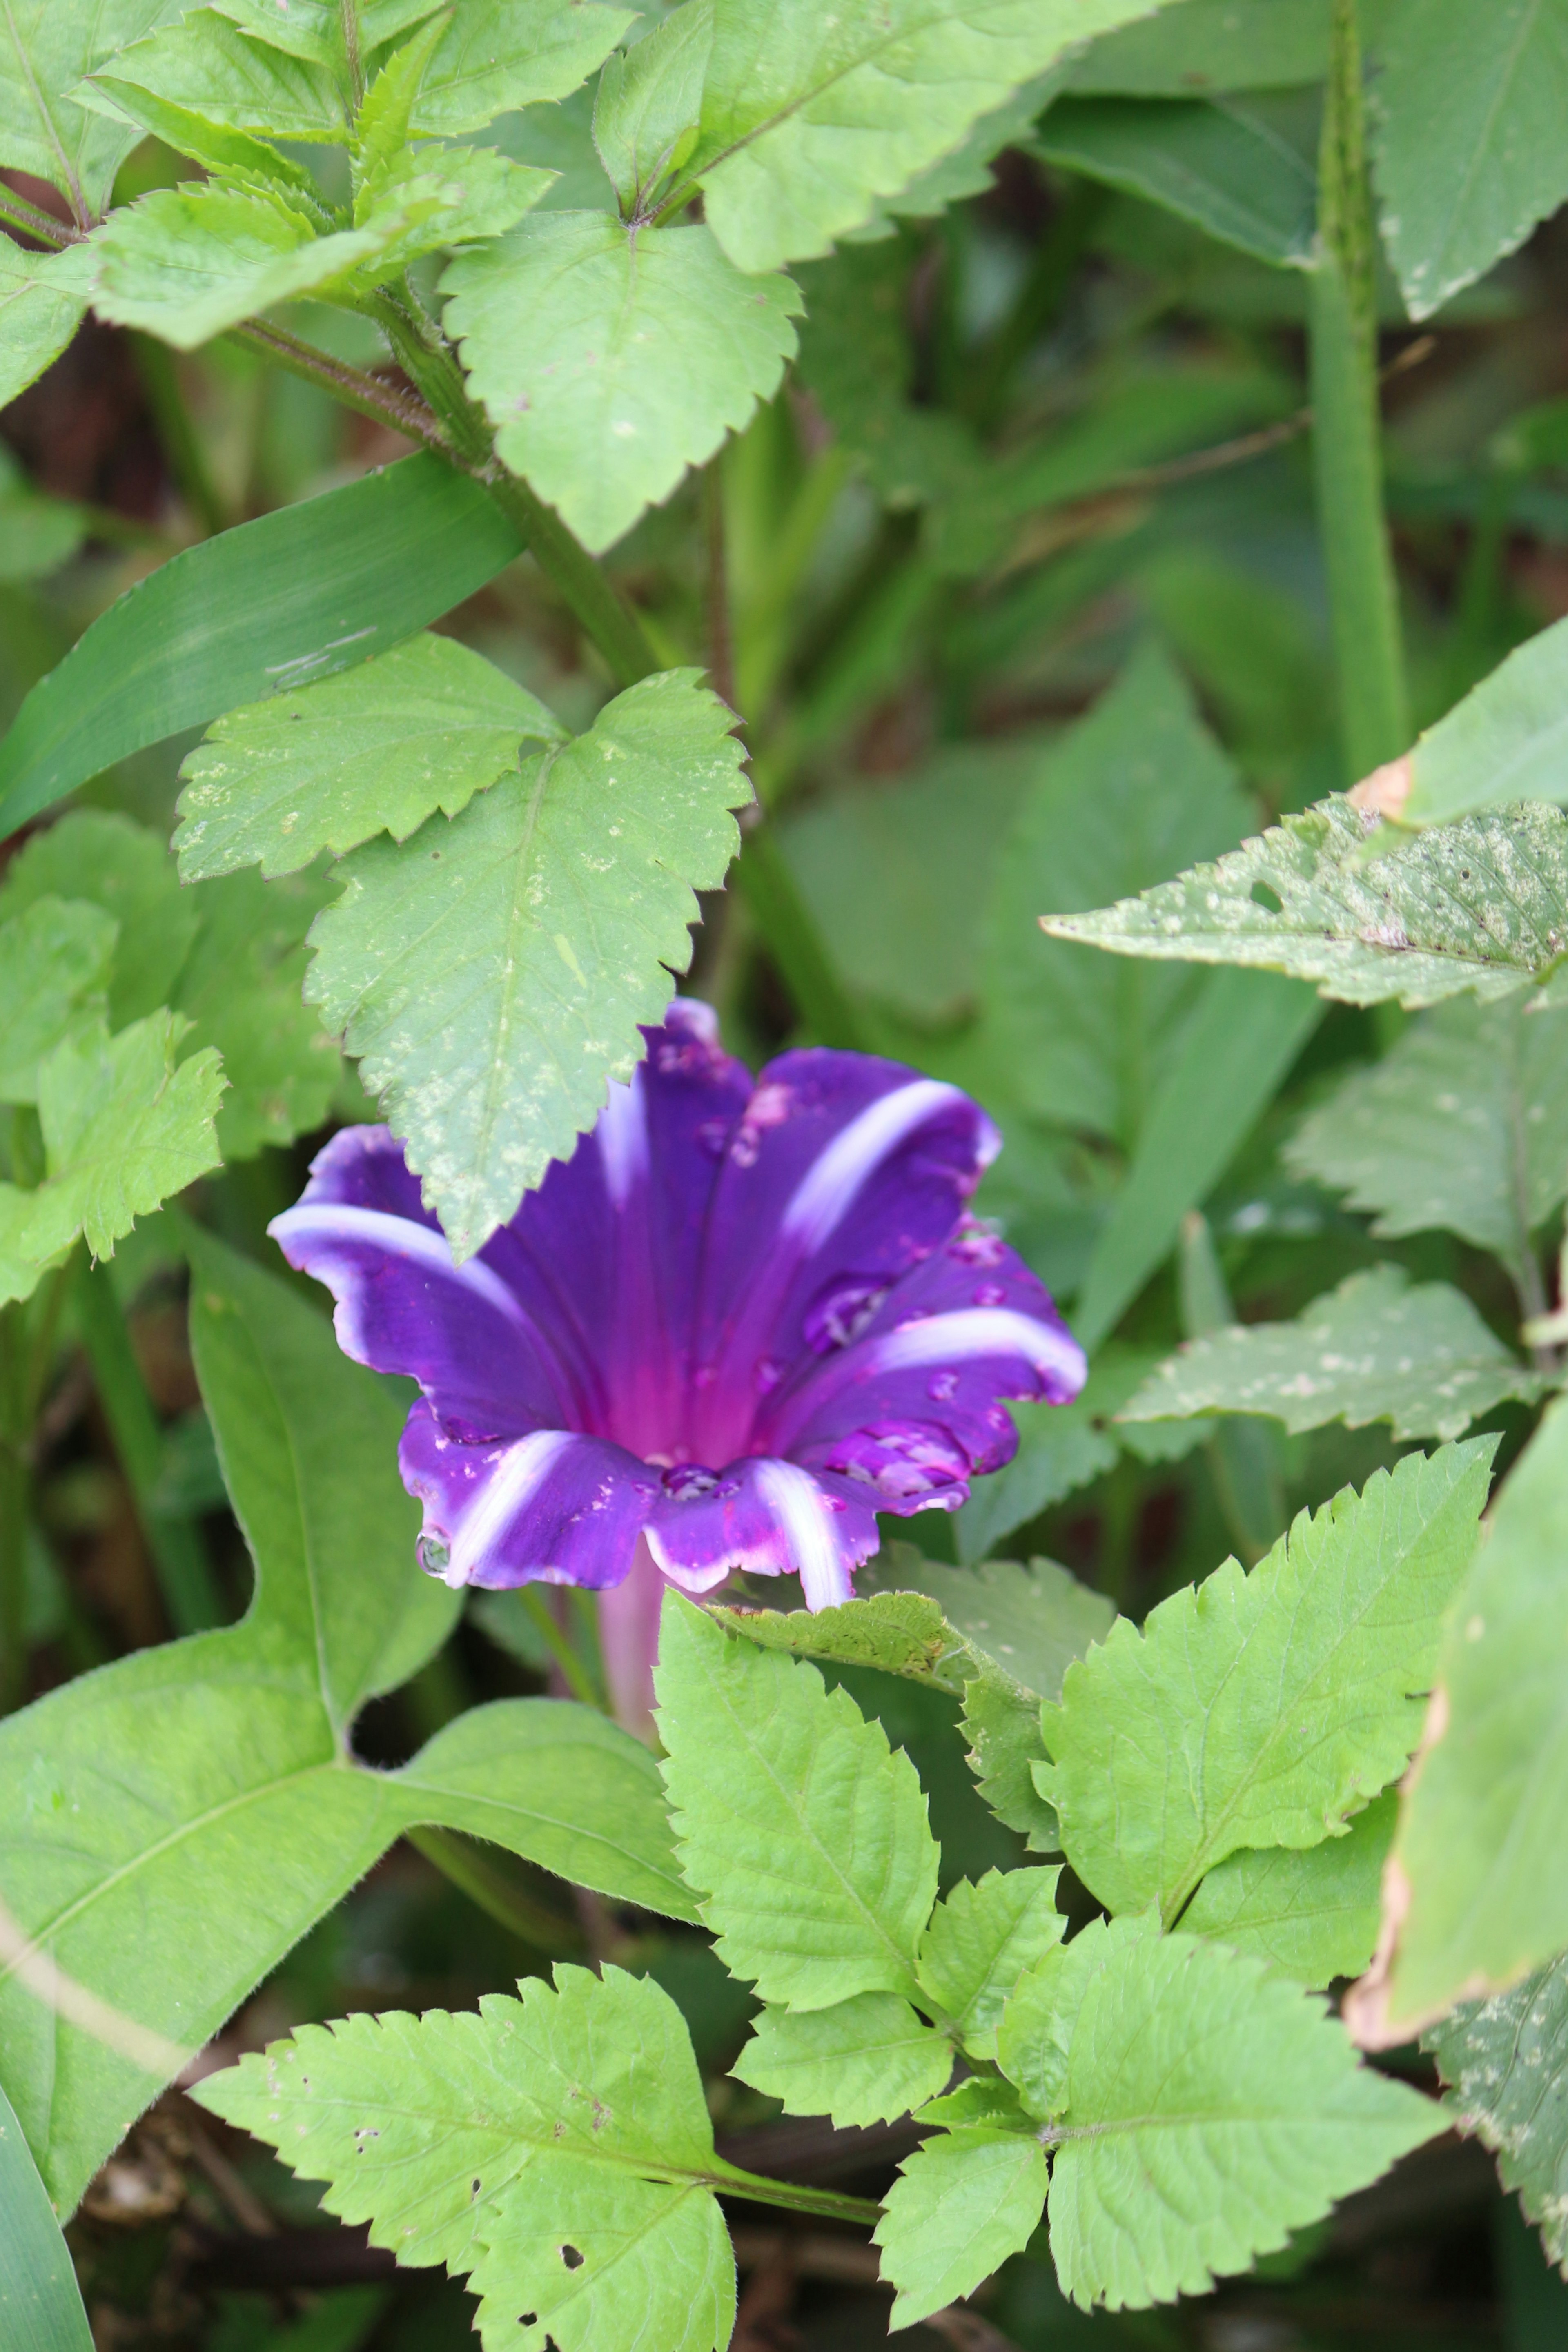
0,0,185,213
708,1590,960,1685
874,2127,1048,2329
863,1548,1116,1704
1039,1444,1494,1923
953,1346,1180,1563
0,235,92,408
1040,795,1568,1007
960,1670,1060,1852
443,213,801,553
1425,1949,1568,2273
1183,1789,1396,1989
1119,1266,1548,1446
174,867,342,1161
0,809,198,1025
1066,0,1330,94
205,0,443,68
1372,0,1568,321
352,8,450,180
405,0,635,137
916,2077,1031,2131
344,145,550,285
86,71,328,203
1004,1919,1442,2311
983,642,1256,1148
592,0,710,214
686,0,1177,274
858,65,1062,230
85,11,348,141
195,1967,734,2352
22,1013,224,1265
731,1991,951,2125
1287,994,1568,1286
0,1185,52,1308
655,1594,940,2011
305,668,750,1256
916,1866,1065,2059
0,898,116,1105
1036,94,1317,265
88,184,386,349
175,633,565,881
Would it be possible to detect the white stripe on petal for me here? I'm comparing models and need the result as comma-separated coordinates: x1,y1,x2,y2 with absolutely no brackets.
780,1080,966,1258
271,1205,530,1330
755,1459,852,1610
448,1428,577,1583
597,1072,648,1207
870,1308,1086,1391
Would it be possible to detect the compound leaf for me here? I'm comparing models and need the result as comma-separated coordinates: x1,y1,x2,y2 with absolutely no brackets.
1039,1444,1494,1923
1286,994,1568,1286
874,2127,1048,2329
87,184,389,348
731,1991,952,2125
443,213,801,553
1041,796,1568,1007
176,633,565,880
1119,1266,1548,1446
306,668,750,1256
916,1866,1065,2059
85,11,348,141
655,1594,939,2011
592,0,711,214
1183,1789,1396,1989
23,1013,224,1265
1425,1950,1568,2273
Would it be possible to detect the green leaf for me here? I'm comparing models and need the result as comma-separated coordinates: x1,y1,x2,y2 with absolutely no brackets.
1382,1393,1568,2033
687,0,1178,273
22,1013,224,1265
1183,1789,1395,1990
1119,1266,1548,1446
0,0,185,213
863,1549,1116,1704
206,0,443,68
86,10,349,141
952,1347,1179,1563
173,867,342,1161
0,2078,93,2352
175,632,565,881
592,0,711,214
0,1238,689,2213
0,810,198,1024
960,1670,1060,1853
352,9,450,180
0,473,86,584
85,73,329,204
1036,95,1316,265
857,65,1063,229
874,2127,1048,2329
1067,0,1331,94
1040,795,1568,1007
1038,1443,1495,1923
443,213,801,553
731,1991,952,2125
306,668,749,1255
1425,1949,1568,2273
195,1967,735,2352
1399,617,1568,827
655,1593,940,2011
1002,1918,1442,2310
0,236,92,409
0,452,522,838
0,1187,51,1308
916,1866,1065,2059
1286,995,1568,1285
343,145,550,286
405,0,636,137
0,899,117,1105
708,1589,960,1686
1372,0,1568,321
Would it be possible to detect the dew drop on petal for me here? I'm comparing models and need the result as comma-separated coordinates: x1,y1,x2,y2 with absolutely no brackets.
972,1283,1007,1307
416,1534,451,1577
927,1371,959,1403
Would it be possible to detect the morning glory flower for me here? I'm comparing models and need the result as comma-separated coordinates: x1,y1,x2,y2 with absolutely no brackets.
270,1002,1085,1727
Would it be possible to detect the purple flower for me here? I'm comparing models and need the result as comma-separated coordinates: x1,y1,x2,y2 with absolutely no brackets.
270,1003,1085,1728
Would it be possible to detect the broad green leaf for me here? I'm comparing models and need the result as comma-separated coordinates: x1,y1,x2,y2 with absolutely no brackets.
0,810,197,1024
0,0,185,213
708,1590,961,1686
174,867,341,1160
983,644,1255,1149
1372,0,1568,321
916,1866,1065,2058
686,0,1180,274
1287,995,1568,1286
592,0,711,214
0,452,522,838
306,669,750,1255
862,1549,1116,1706
1036,95,1316,265
655,1593,940,2011
874,2127,1048,2329
87,185,390,349
0,2078,93,2352
0,899,116,1104
443,213,801,553
1039,1443,1494,1923
1119,1266,1548,1446
175,632,565,880
84,74,329,203
205,0,443,67
1183,1789,1395,1989
731,1991,951,2125
0,1239,690,2212
22,1013,224,1265
1398,618,1568,827
1425,1950,1568,2272
0,236,92,409
952,1347,1180,1564
342,145,550,287
87,11,349,141
196,1968,735,2352
0,1187,50,1308
1041,795,1568,1007
915,2077,1031,2131
1067,0,1331,93
1003,1919,1442,2310
858,65,1062,229
406,0,636,137
1382,1394,1568,2032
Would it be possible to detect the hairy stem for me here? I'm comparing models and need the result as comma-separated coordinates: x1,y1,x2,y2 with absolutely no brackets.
713,2166,882,2227
1310,0,1410,780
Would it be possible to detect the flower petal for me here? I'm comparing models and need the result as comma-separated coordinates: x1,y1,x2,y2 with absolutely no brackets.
398,1402,658,1590
645,1454,880,1610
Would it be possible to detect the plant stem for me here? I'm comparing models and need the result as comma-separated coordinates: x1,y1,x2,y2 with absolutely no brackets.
130,334,227,537
73,1258,224,1635
405,1825,585,1955
521,1588,605,1708
1310,0,1410,781
712,2166,882,2227
731,828,866,1049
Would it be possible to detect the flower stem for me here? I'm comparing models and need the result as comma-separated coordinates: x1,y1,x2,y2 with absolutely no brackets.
521,1588,604,1708
1310,0,1410,780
